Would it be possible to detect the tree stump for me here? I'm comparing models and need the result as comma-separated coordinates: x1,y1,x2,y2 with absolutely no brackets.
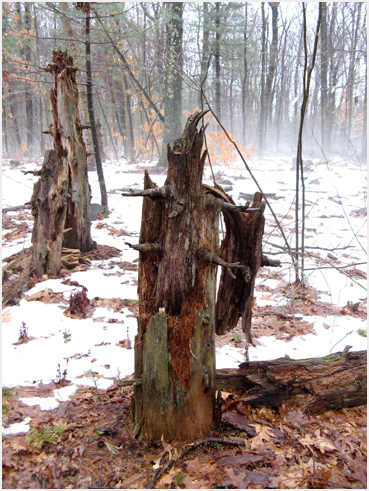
123,111,277,440
31,51,93,276
128,112,223,440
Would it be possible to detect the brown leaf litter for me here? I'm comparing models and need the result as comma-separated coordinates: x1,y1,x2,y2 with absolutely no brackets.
2,383,366,489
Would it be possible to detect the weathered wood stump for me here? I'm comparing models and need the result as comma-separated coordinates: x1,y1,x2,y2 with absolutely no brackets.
123,111,280,440
31,50,93,277
216,349,367,413
127,112,222,440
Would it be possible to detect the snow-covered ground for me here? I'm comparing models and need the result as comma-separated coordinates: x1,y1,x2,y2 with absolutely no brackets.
2,153,367,434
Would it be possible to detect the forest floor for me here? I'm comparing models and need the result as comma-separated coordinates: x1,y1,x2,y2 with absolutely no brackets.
2,153,367,488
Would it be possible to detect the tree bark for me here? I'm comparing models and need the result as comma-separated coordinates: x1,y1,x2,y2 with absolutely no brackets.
258,2,279,158
215,192,265,341
241,4,248,145
198,2,210,107
320,2,328,149
130,111,222,440
157,2,183,167
216,349,367,414
214,2,221,121
32,50,93,277
24,3,34,154
121,72,135,163
82,3,108,209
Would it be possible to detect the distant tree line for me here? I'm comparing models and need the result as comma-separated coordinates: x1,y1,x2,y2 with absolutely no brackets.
2,2,367,164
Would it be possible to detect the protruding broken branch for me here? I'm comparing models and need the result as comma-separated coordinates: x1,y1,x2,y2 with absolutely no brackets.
168,200,186,219
198,248,250,280
222,202,261,213
126,242,162,256
23,170,41,177
121,185,172,200
261,254,281,267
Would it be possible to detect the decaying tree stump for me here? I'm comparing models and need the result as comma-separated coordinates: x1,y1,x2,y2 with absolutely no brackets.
216,349,367,413
31,50,93,277
125,112,222,440
122,111,274,440
215,191,265,340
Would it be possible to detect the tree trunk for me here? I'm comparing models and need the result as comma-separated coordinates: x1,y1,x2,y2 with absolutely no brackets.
157,2,183,167
82,3,108,209
327,3,337,151
130,111,222,440
216,349,367,414
258,2,279,158
198,2,210,107
214,2,221,121
241,4,248,145
121,72,135,163
215,192,265,340
257,3,267,159
31,50,93,277
320,2,328,149
346,3,361,146
24,3,34,154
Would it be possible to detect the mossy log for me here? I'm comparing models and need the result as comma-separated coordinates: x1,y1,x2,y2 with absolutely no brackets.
216,349,367,413
32,50,93,277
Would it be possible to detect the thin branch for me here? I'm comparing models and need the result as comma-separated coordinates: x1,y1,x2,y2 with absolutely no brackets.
121,185,172,199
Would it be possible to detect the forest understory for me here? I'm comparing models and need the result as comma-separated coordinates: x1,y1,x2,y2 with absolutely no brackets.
2,153,367,489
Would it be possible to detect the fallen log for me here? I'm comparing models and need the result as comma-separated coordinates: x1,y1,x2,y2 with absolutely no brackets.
216,348,367,413
2,248,34,306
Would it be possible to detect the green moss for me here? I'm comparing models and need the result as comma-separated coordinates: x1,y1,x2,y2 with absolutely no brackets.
233,333,242,343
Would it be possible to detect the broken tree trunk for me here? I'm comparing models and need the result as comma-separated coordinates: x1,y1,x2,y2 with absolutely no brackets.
31,50,93,277
128,111,223,440
216,349,367,413
215,192,265,340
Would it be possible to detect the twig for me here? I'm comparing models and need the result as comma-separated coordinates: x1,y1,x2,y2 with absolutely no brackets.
147,437,246,488
329,332,354,354
311,133,367,256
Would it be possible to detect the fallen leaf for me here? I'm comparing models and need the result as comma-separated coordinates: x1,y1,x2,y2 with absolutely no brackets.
225,467,246,488
222,410,257,437
186,457,217,478
218,452,265,467
2,310,12,323
299,431,338,454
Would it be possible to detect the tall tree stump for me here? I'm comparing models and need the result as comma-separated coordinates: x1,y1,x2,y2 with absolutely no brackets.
128,112,222,440
31,51,93,276
123,112,273,440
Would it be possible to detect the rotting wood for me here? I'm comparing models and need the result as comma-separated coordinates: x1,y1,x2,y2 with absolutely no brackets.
122,111,284,440
32,50,93,277
117,348,366,414
126,111,222,440
215,191,266,340
2,248,34,306
216,348,367,413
